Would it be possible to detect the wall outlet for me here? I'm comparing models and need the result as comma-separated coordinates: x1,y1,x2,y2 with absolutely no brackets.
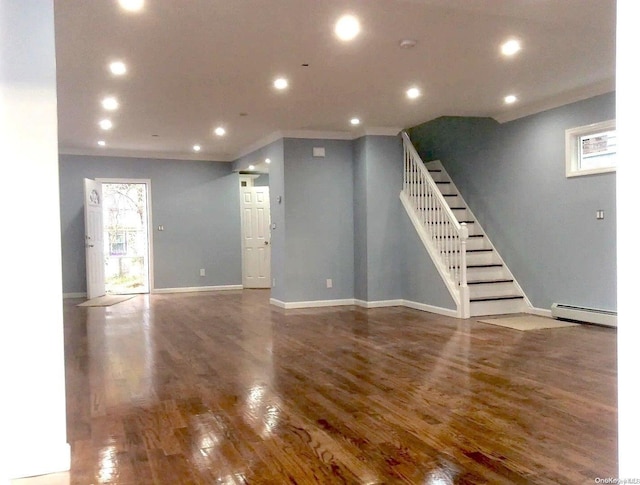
596,210,605,220
326,278,333,288
200,268,205,276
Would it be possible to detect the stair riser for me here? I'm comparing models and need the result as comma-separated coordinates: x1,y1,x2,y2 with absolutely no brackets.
453,208,471,220
463,223,482,236
466,238,491,251
443,195,464,206
466,252,499,266
467,266,509,281
471,298,527,317
469,282,519,298
415,207,470,220
437,184,457,195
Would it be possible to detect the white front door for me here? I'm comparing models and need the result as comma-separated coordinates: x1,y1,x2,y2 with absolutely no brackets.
84,178,105,299
241,186,271,288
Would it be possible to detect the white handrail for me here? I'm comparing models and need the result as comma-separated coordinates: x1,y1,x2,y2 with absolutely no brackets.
401,132,462,229
401,132,468,307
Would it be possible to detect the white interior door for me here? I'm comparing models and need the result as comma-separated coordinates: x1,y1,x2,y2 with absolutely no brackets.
84,178,105,299
241,186,271,288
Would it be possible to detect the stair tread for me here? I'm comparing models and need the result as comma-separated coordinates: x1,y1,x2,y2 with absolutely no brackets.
431,220,474,224
471,294,524,302
468,263,503,268
428,169,442,172
420,207,466,210
441,248,493,253
435,181,451,184
468,278,514,285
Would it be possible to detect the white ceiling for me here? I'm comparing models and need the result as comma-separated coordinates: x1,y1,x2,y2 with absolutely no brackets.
54,0,616,162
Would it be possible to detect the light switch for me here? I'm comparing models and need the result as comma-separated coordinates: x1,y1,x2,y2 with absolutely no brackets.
158,225,164,231
596,210,605,220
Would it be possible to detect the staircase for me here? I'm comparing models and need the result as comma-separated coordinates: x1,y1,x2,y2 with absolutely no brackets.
400,132,527,318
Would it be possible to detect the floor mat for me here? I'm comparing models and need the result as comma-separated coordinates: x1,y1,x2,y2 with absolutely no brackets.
76,295,135,307
477,314,579,331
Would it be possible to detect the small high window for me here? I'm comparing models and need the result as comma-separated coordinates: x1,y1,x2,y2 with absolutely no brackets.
565,119,616,177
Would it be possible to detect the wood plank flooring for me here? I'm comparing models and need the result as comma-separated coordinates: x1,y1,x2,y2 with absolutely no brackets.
62,290,617,484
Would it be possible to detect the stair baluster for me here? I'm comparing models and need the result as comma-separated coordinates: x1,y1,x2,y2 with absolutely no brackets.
400,132,469,318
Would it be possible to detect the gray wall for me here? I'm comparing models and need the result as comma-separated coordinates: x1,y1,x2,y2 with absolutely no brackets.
408,92,617,311
237,134,453,308
59,155,242,293
359,135,405,301
401,214,457,309
353,137,368,300
282,138,355,301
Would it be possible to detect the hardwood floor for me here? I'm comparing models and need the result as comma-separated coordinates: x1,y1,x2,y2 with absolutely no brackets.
62,290,616,484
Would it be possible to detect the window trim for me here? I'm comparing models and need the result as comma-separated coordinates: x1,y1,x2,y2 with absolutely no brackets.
565,119,616,177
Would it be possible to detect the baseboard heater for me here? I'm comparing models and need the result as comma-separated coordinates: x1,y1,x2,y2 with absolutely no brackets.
551,303,617,328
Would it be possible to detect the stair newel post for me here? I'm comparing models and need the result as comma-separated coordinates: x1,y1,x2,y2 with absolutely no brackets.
460,222,470,318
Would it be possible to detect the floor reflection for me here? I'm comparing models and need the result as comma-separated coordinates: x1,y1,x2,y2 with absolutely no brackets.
62,290,617,483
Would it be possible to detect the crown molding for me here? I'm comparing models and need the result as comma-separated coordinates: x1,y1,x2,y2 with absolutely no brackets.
492,78,615,124
359,126,403,136
59,146,234,162
230,126,404,161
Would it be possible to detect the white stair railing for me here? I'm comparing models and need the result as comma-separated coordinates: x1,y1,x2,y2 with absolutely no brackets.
401,132,470,317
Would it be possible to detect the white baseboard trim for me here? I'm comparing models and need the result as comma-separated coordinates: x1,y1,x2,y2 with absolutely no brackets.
271,297,457,317
353,299,404,308
152,285,243,294
269,298,287,308
63,292,86,299
8,442,70,480
270,298,356,309
401,299,459,318
527,307,553,318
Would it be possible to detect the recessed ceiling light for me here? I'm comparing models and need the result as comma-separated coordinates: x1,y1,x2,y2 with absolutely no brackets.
274,77,289,90
97,140,106,147
118,0,144,12
101,96,119,111
406,87,421,99
350,117,361,126
399,39,417,49
335,14,360,41
248,165,255,171
504,94,518,104
99,119,113,130
109,61,127,76
501,39,521,56
214,126,226,136
265,158,271,164
193,144,201,152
